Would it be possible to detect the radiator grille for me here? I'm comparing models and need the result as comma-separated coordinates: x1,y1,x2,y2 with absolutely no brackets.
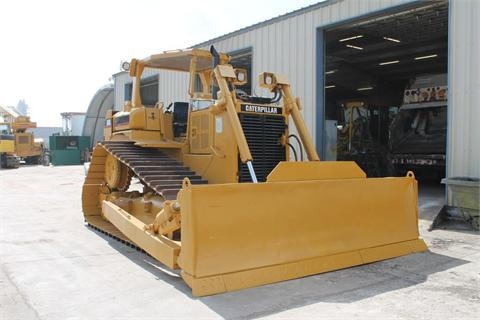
238,113,286,182
190,114,210,153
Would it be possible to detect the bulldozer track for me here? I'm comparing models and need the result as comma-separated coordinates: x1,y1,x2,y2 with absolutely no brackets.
100,140,207,200
86,216,146,252
84,140,207,250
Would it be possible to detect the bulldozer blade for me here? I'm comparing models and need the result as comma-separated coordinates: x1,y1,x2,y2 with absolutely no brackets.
177,162,427,296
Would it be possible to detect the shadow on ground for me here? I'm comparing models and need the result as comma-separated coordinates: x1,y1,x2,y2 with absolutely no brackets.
89,227,469,320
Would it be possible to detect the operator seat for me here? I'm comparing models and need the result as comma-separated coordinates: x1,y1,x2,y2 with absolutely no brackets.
172,102,189,137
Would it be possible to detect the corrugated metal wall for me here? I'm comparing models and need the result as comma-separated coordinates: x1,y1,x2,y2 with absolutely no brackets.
448,0,479,178
113,72,127,110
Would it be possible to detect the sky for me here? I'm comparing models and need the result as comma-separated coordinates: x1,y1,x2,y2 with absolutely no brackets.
0,0,321,127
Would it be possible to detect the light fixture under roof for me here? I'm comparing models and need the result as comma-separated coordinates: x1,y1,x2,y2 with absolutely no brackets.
414,54,438,60
379,60,400,65
383,36,401,43
346,44,363,50
325,85,336,89
357,86,373,91
339,35,363,42
325,70,337,75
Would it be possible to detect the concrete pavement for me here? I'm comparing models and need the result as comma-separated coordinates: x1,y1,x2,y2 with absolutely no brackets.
0,165,478,319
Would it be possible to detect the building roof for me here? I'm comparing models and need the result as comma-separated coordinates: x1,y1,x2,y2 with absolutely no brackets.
0,106,22,119
194,0,337,47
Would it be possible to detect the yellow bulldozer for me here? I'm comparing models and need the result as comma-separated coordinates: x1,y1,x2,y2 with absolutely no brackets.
82,47,427,296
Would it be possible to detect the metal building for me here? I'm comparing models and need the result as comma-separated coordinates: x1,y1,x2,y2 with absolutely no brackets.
113,0,478,185
82,85,115,147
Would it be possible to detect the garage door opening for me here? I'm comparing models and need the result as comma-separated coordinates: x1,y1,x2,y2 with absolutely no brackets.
322,1,448,183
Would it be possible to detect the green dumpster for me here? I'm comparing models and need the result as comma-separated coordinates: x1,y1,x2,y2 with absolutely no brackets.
49,136,90,165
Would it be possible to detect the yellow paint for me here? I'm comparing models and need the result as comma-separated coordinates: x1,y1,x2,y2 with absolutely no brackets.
0,139,15,153
11,117,43,159
177,174,422,278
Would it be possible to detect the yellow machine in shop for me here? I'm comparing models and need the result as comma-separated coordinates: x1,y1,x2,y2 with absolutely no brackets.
82,47,427,296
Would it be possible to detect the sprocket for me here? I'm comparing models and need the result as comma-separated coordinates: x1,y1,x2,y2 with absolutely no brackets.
104,153,131,191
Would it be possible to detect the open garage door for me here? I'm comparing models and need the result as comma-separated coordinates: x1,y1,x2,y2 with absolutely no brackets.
322,1,448,182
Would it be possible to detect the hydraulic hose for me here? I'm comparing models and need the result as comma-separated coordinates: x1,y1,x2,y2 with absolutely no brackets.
288,134,304,161
287,142,298,161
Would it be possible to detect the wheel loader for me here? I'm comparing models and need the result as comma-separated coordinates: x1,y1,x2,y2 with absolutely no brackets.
82,47,427,296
